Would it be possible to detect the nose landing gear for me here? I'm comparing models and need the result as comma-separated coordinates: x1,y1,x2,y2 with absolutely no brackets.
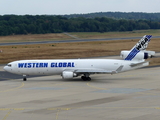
23,75,27,81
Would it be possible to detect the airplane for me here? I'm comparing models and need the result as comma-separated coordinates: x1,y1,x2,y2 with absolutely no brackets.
3,35,155,81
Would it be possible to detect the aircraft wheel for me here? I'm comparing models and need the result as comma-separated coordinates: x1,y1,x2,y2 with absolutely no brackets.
23,75,27,81
87,77,91,81
81,76,86,81
81,76,91,81
23,77,27,81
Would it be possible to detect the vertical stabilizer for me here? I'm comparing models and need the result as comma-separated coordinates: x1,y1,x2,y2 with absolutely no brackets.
131,35,152,51
124,35,152,61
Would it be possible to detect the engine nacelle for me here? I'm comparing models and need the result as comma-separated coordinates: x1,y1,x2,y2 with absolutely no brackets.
143,50,155,57
120,51,152,61
62,71,77,79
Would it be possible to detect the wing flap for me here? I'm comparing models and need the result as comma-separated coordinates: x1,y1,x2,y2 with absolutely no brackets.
75,69,112,74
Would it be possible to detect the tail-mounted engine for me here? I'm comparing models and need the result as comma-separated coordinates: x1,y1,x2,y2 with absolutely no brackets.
120,50,154,61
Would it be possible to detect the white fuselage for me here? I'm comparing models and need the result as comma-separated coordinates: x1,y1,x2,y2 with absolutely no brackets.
3,59,147,76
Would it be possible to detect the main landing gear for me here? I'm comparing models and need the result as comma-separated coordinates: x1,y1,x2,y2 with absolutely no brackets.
81,74,91,81
81,76,91,81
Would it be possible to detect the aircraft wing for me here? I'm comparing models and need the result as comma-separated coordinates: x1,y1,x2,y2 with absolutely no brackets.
71,65,124,74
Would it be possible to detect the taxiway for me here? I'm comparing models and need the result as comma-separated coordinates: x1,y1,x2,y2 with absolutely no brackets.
1,36,160,46
0,65,160,120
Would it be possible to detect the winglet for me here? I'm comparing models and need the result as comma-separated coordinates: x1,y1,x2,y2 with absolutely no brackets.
116,65,124,72
111,65,124,74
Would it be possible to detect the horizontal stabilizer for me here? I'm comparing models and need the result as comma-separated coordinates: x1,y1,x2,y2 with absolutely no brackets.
143,50,155,56
130,61,149,67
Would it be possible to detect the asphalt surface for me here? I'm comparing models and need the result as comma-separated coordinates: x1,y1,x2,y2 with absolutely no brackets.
1,36,160,46
0,55,160,120
0,71,45,81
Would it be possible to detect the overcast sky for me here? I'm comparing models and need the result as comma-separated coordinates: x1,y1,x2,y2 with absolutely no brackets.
0,0,160,15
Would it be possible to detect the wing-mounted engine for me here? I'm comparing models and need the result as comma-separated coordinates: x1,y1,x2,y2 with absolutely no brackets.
120,50,153,61
62,71,77,79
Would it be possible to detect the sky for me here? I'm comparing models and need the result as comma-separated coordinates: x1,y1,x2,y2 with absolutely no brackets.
0,0,160,15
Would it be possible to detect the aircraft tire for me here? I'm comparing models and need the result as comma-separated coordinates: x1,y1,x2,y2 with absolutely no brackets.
81,76,91,81
81,76,86,81
87,77,91,81
23,78,27,81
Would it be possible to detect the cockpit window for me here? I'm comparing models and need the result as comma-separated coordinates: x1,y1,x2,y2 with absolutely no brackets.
7,64,12,67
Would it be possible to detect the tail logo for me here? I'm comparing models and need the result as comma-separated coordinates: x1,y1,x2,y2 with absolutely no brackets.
135,35,152,51
125,35,152,61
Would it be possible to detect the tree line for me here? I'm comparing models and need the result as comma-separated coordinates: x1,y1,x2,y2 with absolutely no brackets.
63,12,160,21
0,15,160,36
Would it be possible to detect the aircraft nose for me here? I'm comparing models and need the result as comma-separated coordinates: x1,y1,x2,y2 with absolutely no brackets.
3,66,8,71
4,63,12,72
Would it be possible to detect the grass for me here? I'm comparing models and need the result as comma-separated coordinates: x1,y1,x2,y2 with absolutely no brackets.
0,33,72,43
